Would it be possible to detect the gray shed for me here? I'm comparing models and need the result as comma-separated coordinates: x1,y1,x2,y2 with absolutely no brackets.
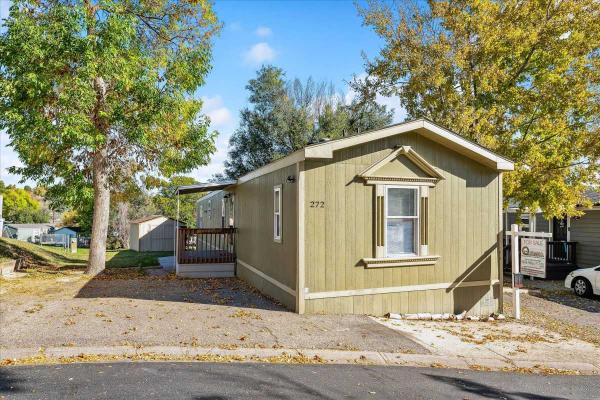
129,216,179,252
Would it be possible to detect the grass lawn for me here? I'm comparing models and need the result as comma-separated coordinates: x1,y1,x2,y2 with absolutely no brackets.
0,237,171,269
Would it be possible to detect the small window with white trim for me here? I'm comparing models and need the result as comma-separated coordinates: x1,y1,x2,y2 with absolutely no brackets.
273,185,282,242
385,186,419,256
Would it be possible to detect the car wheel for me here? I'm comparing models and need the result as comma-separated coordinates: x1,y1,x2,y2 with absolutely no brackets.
573,277,592,297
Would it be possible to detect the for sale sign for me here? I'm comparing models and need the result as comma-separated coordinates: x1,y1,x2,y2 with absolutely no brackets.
521,238,547,278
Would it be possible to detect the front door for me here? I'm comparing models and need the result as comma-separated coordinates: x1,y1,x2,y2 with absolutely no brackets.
552,217,568,241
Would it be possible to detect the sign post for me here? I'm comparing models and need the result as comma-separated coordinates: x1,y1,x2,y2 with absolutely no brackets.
511,224,521,319
505,224,551,320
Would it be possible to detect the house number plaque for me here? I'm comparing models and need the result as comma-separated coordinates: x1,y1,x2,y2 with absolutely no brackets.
309,201,325,208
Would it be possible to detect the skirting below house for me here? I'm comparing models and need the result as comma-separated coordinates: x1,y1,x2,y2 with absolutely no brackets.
177,263,235,278
304,280,501,316
305,279,500,300
236,259,297,310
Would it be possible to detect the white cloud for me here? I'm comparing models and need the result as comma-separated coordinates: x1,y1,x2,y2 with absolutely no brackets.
243,42,276,65
190,95,238,181
202,95,234,130
190,131,232,182
375,94,406,123
255,26,272,38
228,21,242,32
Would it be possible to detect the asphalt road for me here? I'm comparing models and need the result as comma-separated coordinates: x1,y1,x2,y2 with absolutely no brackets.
1,362,598,400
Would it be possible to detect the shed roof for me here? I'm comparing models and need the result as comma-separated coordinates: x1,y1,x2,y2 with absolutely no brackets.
130,215,174,224
54,226,82,233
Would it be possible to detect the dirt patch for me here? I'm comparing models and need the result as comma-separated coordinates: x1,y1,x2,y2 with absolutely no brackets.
503,288,600,347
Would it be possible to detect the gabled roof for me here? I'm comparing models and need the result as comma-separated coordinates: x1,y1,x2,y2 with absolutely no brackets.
130,215,176,224
358,146,445,181
54,226,82,233
304,119,514,171
236,119,514,184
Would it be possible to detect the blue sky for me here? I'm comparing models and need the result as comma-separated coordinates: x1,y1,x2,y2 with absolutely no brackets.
0,0,405,186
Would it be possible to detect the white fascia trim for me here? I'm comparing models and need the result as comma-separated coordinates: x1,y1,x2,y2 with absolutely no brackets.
421,121,514,171
304,119,514,172
305,120,424,159
237,149,306,184
237,259,297,297
234,120,514,184
305,279,500,300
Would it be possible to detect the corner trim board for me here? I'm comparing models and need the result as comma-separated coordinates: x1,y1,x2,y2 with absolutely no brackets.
304,279,500,300
237,259,297,297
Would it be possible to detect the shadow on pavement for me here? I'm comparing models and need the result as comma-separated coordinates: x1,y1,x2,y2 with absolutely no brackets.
424,373,570,400
74,270,288,312
0,367,25,395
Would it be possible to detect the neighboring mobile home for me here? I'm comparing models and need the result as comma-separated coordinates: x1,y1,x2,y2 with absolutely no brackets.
2,223,54,242
189,119,514,315
504,190,600,271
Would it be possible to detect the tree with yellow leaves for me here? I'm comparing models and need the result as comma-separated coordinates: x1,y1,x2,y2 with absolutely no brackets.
356,0,599,217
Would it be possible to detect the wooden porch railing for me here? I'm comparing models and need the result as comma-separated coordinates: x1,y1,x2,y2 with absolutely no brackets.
178,228,236,265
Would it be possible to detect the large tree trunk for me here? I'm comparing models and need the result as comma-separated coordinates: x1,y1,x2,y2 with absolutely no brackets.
86,147,110,275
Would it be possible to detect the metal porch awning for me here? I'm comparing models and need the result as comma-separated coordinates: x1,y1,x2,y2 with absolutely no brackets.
172,180,236,273
175,180,236,195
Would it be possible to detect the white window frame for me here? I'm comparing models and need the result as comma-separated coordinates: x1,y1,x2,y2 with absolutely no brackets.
384,185,419,257
273,185,282,243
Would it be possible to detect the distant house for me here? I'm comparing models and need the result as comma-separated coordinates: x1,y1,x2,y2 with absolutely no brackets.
503,189,600,271
188,119,514,315
2,223,54,242
129,215,181,252
52,226,82,244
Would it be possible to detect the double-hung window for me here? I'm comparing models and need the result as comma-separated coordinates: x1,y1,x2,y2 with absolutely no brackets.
385,186,419,257
273,185,282,242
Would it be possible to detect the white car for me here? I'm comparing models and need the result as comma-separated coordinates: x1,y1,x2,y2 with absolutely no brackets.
565,266,600,297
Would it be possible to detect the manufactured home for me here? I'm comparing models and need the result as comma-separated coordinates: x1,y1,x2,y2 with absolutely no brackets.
2,223,54,242
504,190,600,273
179,119,514,315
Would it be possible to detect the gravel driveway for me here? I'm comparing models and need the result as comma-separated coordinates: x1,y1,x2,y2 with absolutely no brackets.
0,268,425,354
503,279,600,346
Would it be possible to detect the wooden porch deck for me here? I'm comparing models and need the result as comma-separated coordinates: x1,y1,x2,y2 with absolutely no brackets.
177,228,236,278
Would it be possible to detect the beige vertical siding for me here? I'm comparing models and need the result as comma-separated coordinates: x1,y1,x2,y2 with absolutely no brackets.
303,132,501,315
196,191,233,229
129,224,139,251
234,164,298,310
570,210,600,268
137,217,176,252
